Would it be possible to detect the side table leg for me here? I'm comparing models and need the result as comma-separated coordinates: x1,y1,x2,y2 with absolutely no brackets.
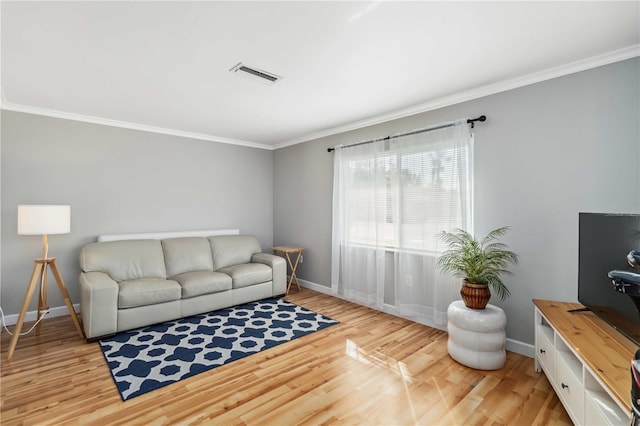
290,251,302,291
284,253,293,295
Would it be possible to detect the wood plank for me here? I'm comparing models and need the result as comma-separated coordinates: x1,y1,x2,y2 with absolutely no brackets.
1,289,571,424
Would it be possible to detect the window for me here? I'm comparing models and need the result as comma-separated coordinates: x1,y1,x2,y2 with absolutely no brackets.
331,120,473,317
339,126,472,253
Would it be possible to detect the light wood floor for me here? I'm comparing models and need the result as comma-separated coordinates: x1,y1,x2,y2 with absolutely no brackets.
1,288,571,425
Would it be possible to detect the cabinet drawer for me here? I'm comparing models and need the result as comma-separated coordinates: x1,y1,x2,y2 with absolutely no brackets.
585,389,629,425
555,352,584,425
535,325,555,377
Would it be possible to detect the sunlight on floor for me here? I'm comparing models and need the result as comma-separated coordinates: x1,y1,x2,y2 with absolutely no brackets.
344,339,412,384
343,338,484,424
344,338,419,422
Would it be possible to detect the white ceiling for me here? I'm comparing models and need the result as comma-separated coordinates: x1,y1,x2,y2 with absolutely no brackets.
2,1,639,149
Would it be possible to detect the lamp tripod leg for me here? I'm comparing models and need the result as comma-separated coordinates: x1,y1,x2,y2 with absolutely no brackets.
7,262,44,360
36,261,49,335
50,260,84,339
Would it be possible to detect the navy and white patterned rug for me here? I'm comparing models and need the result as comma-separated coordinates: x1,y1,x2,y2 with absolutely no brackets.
99,298,338,401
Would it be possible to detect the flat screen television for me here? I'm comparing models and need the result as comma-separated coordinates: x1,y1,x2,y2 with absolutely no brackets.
578,212,640,345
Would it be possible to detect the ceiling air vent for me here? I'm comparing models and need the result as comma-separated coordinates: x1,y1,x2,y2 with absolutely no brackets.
230,63,282,85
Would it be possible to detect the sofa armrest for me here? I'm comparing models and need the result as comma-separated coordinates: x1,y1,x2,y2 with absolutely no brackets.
251,253,287,295
79,271,118,339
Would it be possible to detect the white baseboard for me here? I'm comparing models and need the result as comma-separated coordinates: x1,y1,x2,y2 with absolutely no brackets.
506,339,534,358
296,278,534,359
2,303,80,326
296,278,333,295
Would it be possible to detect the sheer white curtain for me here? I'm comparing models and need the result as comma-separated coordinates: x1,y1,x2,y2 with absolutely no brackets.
331,120,473,327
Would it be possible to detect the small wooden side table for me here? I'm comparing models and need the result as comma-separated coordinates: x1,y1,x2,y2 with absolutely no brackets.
272,246,304,295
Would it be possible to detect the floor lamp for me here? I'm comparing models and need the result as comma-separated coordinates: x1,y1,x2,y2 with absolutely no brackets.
7,205,85,360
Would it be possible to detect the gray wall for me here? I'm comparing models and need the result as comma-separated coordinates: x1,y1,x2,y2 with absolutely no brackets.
2,58,637,347
1,111,274,315
274,58,640,346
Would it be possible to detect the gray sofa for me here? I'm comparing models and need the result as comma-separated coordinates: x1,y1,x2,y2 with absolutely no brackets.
79,234,286,339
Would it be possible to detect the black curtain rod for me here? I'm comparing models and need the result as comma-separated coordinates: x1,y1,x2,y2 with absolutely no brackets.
327,115,486,152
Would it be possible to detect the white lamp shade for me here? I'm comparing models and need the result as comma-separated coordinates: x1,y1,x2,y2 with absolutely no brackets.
18,205,71,235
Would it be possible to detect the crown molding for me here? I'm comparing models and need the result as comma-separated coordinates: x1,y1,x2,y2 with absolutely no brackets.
0,102,274,151
274,44,640,149
2,45,637,152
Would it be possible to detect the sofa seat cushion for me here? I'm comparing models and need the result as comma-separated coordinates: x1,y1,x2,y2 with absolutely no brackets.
172,271,232,299
217,263,272,289
118,278,181,309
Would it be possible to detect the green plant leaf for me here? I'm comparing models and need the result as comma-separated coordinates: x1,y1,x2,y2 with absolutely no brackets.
437,227,519,300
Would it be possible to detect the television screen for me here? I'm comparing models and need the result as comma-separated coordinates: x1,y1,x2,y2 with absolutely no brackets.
578,212,640,345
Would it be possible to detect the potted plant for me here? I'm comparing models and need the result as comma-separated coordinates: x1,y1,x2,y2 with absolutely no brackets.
437,227,519,309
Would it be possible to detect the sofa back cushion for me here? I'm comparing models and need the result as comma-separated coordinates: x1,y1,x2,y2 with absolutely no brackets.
162,237,213,277
80,239,167,282
209,235,262,270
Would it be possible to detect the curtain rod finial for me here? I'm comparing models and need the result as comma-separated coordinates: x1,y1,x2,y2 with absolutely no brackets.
467,115,487,128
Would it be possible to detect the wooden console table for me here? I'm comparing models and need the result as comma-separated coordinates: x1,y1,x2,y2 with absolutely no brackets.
533,299,637,425
272,246,303,295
